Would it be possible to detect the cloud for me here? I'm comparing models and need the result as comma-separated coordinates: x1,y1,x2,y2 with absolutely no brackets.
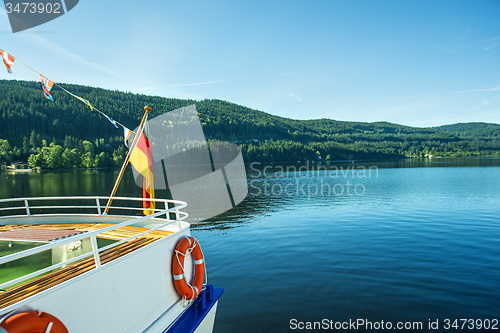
483,43,498,51
23,33,120,76
394,86,500,100
289,93,302,102
439,46,455,54
0,8,12,31
129,86,207,101
170,79,234,88
457,27,472,42
465,36,500,51
169,72,298,88
0,8,119,77
451,86,500,94
439,36,500,54
132,86,157,93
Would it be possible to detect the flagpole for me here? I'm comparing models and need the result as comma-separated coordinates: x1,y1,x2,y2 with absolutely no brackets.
103,106,151,214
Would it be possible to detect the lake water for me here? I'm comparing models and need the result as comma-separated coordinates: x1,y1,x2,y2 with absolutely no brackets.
1,159,499,332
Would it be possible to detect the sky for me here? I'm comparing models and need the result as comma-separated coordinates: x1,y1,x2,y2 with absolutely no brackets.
0,0,499,127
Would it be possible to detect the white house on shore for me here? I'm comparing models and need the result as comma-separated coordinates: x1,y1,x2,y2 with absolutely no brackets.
9,161,30,170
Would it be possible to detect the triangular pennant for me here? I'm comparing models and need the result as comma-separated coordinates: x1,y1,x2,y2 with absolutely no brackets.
40,75,54,101
105,114,119,128
123,126,132,147
0,49,15,74
74,95,94,110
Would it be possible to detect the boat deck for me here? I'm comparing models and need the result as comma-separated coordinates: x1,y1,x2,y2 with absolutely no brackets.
0,223,174,310
0,223,174,241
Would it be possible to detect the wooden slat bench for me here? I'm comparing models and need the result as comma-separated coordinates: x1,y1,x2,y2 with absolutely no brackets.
0,223,173,310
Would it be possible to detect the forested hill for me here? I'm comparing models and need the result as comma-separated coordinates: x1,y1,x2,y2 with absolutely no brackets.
435,123,500,140
0,79,499,168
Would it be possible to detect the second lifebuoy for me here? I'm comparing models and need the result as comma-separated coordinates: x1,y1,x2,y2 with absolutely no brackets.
0,310,68,333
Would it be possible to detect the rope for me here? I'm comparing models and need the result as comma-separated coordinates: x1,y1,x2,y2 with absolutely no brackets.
174,236,208,306
56,84,132,132
6,52,135,134
175,241,197,300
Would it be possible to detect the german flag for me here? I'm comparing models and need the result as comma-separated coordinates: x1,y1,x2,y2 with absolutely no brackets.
129,130,155,215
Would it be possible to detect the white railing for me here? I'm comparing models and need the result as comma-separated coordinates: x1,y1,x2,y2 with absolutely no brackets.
0,196,188,292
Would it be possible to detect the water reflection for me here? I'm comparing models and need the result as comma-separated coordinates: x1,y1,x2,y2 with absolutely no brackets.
196,158,500,231
1,158,500,232
1,160,499,332
246,156,500,174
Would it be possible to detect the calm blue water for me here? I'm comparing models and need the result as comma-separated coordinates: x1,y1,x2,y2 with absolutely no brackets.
193,161,500,332
1,160,499,332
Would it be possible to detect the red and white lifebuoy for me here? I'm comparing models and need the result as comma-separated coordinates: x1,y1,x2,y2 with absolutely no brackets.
172,236,206,300
0,310,68,333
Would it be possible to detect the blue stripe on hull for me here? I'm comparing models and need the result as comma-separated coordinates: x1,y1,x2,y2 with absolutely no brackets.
166,284,223,333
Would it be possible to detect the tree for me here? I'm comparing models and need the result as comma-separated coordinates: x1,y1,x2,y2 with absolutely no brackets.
46,144,63,169
95,152,112,168
29,130,41,150
81,152,95,168
22,136,30,155
62,148,81,168
63,136,73,149
80,141,95,168
113,145,126,166
82,140,94,155
28,153,44,168
0,139,12,162
1,79,500,166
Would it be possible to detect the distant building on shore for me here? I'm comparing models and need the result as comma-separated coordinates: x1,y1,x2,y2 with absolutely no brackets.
9,161,29,170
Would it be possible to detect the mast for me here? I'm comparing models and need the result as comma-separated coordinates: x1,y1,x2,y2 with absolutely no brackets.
103,106,151,214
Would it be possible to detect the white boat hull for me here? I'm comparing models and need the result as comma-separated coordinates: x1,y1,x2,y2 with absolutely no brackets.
0,197,223,333
194,301,218,333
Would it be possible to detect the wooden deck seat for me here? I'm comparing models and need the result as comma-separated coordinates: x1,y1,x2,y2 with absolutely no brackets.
0,223,174,310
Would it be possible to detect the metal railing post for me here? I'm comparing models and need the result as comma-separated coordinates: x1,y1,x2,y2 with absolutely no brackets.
164,200,170,220
0,196,189,291
175,205,181,229
24,199,31,216
96,198,102,215
90,235,101,269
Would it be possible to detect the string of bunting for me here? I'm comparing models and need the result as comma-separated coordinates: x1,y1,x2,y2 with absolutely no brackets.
0,48,134,144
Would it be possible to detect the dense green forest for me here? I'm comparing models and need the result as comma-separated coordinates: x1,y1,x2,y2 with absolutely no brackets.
0,79,499,169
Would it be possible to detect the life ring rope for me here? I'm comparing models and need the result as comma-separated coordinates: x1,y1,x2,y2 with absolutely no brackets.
172,236,207,302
